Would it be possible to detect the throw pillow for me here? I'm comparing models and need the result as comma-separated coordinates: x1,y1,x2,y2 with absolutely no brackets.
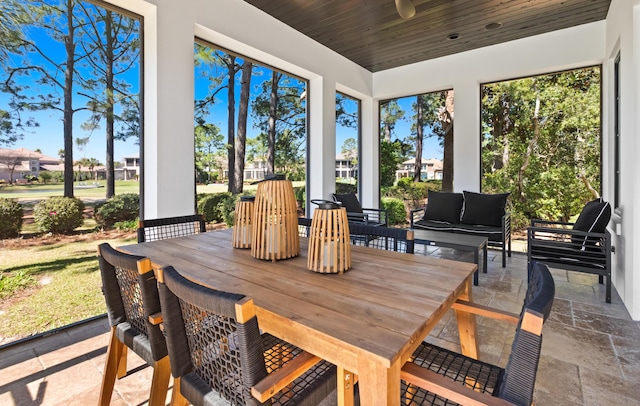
460,191,510,227
572,198,611,248
332,193,363,213
423,191,463,224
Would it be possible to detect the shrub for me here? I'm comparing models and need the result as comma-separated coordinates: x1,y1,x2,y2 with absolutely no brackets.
0,198,23,239
114,219,139,232
94,193,140,228
197,192,232,223
39,172,53,184
221,194,239,227
33,197,85,234
382,197,407,225
335,182,357,194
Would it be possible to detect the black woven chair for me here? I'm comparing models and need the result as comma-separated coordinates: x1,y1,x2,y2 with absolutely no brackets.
348,222,415,254
298,216,312,237
156,265,337,406
137,214,206,242
527,198,612,303
400,261,555,406
97,243,170,406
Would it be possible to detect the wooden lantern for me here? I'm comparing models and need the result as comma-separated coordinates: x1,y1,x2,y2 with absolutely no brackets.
232,196,254,249
251,176,300,261
307,200,351,273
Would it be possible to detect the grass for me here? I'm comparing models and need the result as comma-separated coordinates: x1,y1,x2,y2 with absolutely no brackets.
0,180,140,200
0,233,137,341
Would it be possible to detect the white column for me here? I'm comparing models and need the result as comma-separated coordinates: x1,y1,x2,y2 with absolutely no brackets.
308,77,337,214
144,2,196,218
359,97,380,208
452,80,481,193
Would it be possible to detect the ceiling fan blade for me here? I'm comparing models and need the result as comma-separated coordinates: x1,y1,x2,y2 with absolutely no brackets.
395,0,416,19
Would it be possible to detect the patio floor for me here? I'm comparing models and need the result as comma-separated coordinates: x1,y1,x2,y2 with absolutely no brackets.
1,248,639,405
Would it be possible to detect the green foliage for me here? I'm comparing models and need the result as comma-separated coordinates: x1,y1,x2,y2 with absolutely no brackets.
38,171,53,184
0,271,37,299
114,219,139,231
381,197,407,225
481,67,601,230
94,193,140,228
0,197,23,239
33,197,85,234
221,194,239,227
335,182,357,195
197,192,232,223
379,140,406,187
383,180,441,212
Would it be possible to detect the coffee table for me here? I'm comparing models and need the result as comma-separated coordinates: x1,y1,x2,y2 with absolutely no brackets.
410,229,488,286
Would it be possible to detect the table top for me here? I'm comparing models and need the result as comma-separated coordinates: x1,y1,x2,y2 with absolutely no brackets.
410,228,488,247
120,229,477,372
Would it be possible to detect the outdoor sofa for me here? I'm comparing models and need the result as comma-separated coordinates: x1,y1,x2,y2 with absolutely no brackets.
410,190,512,267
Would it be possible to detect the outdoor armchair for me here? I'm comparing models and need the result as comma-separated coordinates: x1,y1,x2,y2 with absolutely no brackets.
156,265,337,406
400,261,555,406
527,198,612,303
332,192,388,227
97,243,170,406
137,214,206,242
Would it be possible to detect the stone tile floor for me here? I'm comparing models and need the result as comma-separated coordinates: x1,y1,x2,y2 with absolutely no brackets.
1,249,639,405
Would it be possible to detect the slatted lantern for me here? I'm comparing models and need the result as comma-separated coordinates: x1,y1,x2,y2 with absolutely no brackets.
307,200,351,274
232,196,255,249
251,175,300,261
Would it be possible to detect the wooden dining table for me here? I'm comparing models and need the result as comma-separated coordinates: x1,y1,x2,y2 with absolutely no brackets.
120,229,479,406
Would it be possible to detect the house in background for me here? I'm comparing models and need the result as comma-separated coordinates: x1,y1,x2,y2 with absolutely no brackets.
0,147,62,183
396,158,443,182
115,156,140,181
336,152,358,181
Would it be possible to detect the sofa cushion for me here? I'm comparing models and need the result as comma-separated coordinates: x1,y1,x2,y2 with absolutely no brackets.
461,191,509,227
333,193,363,213
571,198,611,248
423,191,464,224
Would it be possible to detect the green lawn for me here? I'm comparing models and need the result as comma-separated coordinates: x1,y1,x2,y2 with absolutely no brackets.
0,234,136,341
0,180,140,200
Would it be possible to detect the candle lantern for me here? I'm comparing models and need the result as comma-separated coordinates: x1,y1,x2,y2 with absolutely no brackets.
307,200,351,274
251,174,300,261
232,196,255,249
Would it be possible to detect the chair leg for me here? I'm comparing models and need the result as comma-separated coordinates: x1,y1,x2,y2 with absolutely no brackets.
148,356,172,406
99,327,124,406
606,274,612,304
502,244,507,268
116,343,128,379
171,377,190,406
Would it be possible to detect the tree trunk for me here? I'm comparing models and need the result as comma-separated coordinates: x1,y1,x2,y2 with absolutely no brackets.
441,90,454,191
384,123,391,142
226,56,236,193
267,72,280,174
105,11,115,198
63,0,75,198
519,92,540,198
233,61,252,194
414,95,423,182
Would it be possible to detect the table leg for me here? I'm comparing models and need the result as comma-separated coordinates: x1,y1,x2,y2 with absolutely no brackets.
483,242,488,274
357,359,401,406
455,276,479,359
337,367,355,406
473,249,479,286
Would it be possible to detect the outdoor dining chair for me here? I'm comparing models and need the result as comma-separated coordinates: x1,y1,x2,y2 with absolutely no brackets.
156,264,337,406
137,214,206,242
400,261,555,405
97,243,170,406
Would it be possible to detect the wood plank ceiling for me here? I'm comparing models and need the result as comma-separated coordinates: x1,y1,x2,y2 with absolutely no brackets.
243,0,612,72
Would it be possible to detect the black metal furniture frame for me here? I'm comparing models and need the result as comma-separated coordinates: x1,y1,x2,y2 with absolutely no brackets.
137,214,206,243
528,219,612,303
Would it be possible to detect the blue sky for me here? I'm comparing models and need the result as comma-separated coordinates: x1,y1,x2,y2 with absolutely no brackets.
1,6,443,165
